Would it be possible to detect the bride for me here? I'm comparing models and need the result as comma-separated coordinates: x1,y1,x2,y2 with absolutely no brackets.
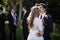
27,6,44,40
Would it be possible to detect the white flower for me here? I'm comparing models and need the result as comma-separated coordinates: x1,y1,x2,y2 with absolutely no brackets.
15,14,17,16
45,15,48,17
44,15,48,19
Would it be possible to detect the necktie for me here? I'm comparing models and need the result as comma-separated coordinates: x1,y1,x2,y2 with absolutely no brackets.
40,15,42,19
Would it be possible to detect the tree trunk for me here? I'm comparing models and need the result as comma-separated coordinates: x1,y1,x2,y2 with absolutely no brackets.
10,0,16,9
18,0,22,27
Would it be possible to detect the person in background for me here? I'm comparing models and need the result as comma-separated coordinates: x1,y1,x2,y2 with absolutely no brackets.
2,6,6,13
8,8,17,40
22,6,29,40
0,7,6,40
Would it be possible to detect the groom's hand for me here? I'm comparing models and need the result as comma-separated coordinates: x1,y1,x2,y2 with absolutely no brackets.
36,31,43,37
39,31,44,36
36,32,41,37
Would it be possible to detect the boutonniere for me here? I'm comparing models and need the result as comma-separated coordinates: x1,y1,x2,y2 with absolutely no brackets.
44,15,48,19
42,18,47,26
42,19,45,23
43,15,48,26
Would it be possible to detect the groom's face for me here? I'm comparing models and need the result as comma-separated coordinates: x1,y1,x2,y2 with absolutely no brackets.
39,5,45,12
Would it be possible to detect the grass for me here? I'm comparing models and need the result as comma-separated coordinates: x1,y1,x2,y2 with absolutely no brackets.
5,24,24,40
0,22,60,40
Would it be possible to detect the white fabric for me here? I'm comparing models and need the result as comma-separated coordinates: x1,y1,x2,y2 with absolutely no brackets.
11,13,14,17
41,12,46,19
23,11,27,15
3,7,6,13
27,17,44,40
11,13,16,23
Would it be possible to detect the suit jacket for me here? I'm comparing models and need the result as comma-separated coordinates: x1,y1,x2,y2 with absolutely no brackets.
22,11,29,27
43,12,53,35
8,13,16,28
0,13,5,30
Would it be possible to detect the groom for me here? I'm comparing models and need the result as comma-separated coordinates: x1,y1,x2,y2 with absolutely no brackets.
37,3,53,40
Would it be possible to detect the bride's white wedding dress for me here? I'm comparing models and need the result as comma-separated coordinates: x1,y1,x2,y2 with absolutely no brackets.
27,17,44,40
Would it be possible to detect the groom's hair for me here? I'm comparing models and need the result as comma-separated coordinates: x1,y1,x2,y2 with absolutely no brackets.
39,3,48,10
23,6,27,10
40,3,47,8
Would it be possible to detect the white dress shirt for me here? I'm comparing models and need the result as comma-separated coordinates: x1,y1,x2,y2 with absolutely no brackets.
23,11,27,15
42,12,46,19
39,12,46,19
11,13,16,22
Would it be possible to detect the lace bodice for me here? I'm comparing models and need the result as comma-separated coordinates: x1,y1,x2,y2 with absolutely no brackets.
30,17,43,32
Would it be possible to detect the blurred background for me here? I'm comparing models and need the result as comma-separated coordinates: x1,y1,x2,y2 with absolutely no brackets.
0,0,60,40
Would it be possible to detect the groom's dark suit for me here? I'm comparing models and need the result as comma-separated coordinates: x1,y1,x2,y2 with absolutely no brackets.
43,12,53,40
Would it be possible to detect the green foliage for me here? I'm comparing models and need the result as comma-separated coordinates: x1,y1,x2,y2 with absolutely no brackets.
51,23,60,40
5,24,24,40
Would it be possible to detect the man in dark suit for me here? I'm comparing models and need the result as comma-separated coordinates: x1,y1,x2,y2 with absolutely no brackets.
22,6,29,40
38,3,53,40
8,8,17,40
0,7,6,40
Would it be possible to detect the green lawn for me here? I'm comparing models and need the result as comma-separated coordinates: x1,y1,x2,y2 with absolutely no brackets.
1,22,60,40
5,25,24,40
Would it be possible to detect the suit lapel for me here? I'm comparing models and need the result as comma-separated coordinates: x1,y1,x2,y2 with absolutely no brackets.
23,12,27,18
10,13,14,20
43,12,49,26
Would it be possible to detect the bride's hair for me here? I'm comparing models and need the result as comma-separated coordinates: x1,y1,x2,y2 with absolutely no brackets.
27,6,40,28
